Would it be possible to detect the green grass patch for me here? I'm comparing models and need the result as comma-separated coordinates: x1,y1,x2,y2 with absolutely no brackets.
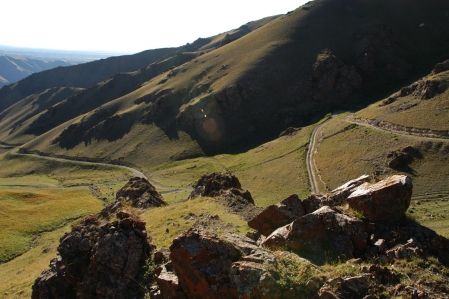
0,188,103,262
0,223,73,299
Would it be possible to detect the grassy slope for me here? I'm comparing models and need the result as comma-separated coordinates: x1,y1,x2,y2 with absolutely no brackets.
149,123,314,207
314,113,449,197
355,71,449,131
0,188,102,262
0,223,72,298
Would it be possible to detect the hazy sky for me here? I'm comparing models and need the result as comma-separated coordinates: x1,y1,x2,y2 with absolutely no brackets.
1,0,309,54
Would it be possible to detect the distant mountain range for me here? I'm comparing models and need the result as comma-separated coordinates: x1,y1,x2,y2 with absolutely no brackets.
0,55,74,87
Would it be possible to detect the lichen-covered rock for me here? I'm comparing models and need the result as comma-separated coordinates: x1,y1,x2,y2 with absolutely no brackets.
230,261,279,299
248,194,305,236
32,212,153,299
262,206,367,263
347,175,412,223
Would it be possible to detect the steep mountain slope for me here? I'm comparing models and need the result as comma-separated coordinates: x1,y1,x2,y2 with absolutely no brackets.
0,87,83,144
0,52,201,145
0,16,278,114
0,55,73,87
18,0,449,169
0,47,181,112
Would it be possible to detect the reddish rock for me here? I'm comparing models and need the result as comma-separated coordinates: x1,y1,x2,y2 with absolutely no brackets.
169,229,242,298
248,194,305,236
347,175,412,223
262,206,367,263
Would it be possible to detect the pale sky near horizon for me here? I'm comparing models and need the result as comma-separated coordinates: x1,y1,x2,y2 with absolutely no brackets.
1,0,309,54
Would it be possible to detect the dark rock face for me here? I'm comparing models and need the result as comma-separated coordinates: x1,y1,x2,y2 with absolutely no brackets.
262,206,367,263
248,194,305,236
189,172,253,204
32,212,153,299
116,177,167,208
347,175,412,223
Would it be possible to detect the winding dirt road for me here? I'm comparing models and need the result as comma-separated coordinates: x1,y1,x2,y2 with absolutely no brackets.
10,147,148,179
305,112,449,195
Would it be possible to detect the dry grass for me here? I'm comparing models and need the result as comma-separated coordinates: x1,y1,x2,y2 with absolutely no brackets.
0,188,102,262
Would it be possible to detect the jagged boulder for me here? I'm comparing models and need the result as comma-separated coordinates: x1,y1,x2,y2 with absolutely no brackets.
189,172,254,204
262,206,367,263
347,175,412,223
116,177,167,208
248,194,305,236
32,212,153,299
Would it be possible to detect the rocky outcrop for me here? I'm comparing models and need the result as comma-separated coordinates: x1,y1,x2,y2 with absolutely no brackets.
32,212,153,299
189,172,253,204
262,206,367,263
347,175,412,223
116,177,167,208
100,177,167,218
248,194,305,236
